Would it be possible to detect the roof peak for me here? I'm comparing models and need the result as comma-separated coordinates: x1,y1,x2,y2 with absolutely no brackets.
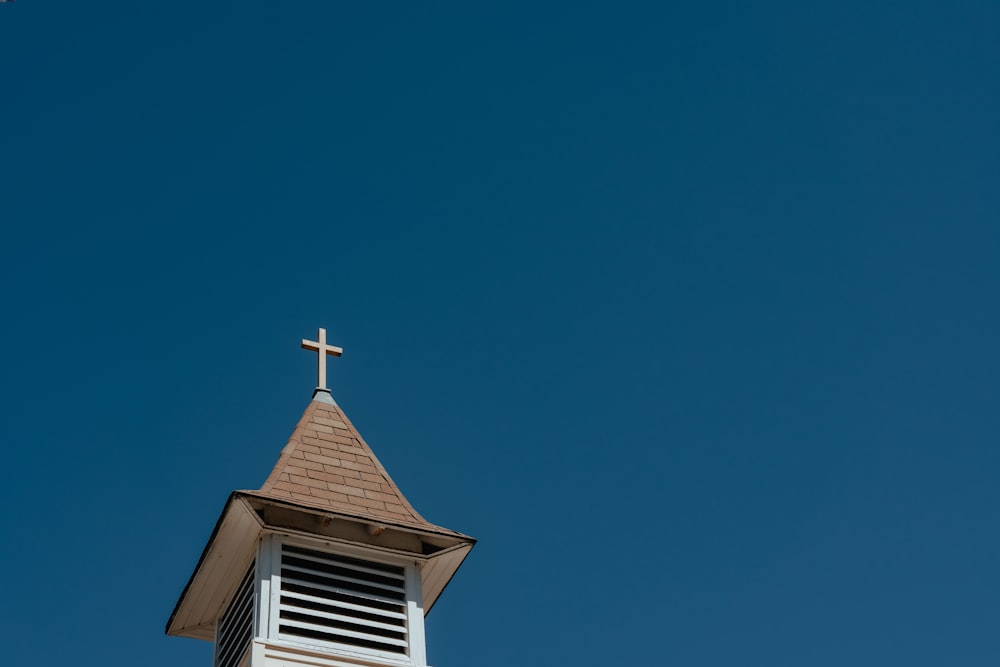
311,387,337,406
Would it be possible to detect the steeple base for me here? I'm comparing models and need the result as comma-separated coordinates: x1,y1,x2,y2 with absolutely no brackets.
250,639,421,667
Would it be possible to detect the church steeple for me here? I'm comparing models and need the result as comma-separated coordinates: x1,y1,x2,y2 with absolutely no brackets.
166,329,475,667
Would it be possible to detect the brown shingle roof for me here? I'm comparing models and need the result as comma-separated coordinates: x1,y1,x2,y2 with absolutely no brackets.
250,395,461,536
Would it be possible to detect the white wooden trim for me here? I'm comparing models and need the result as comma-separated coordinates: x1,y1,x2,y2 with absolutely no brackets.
256,535,275,640
256,637,417,667
403,563,426,667
252,544,260,642
251,639,266,666
272,532,427,568
267,535,283,641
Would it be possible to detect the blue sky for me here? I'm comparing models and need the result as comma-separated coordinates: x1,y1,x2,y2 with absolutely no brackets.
1,2,999,665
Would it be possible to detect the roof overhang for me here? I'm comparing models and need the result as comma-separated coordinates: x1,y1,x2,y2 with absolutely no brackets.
165,492,475,641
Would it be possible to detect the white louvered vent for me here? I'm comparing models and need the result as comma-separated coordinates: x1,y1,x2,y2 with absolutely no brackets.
278,544,409,656
216,563,255,667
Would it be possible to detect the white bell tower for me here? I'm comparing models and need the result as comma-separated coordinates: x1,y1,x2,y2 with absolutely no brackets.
166,329,475,667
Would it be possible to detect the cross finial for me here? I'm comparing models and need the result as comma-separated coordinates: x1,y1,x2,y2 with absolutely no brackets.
301,328,343,392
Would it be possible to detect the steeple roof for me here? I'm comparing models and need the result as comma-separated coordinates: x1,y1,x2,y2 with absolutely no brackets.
244,391,465,538
167,390,475,640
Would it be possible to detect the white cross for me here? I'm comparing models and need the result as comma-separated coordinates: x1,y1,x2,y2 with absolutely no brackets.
301,328,343,391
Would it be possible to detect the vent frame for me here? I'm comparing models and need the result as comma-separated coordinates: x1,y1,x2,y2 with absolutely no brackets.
259,534,427,667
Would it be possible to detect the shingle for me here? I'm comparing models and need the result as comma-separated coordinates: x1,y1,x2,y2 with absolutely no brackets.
252,397,460,534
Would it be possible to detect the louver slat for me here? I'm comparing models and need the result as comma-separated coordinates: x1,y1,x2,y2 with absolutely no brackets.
280,570,406,605
282,562,406,595
278,545,410,656
278,616,409,648
216,564,255,667
281,548,407,582
280,589,408,621
281,605,407,634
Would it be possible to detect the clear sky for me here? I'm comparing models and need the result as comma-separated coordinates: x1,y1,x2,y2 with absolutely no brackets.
1,2,999,665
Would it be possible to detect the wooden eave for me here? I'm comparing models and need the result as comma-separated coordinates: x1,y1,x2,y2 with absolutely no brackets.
165,493,262,641
166,492,475,641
